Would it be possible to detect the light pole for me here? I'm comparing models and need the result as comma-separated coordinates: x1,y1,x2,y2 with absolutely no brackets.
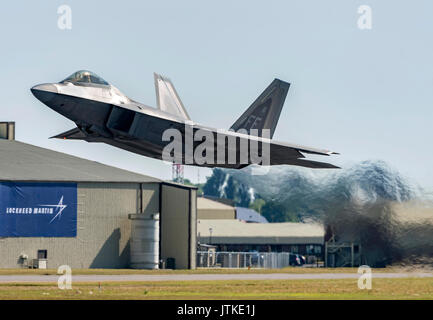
209,227,213,245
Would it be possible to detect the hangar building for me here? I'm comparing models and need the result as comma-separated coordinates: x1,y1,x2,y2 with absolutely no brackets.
197,197,324,259
0,122,196,269
197,219,324,256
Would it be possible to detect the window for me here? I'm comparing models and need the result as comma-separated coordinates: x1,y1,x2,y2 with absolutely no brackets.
306,245,322,254
61,70,109,86
37,250,47,259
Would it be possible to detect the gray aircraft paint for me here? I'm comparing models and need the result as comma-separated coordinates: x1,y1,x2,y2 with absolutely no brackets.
31,70,339,169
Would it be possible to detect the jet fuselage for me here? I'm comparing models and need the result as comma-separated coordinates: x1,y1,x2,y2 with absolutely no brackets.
31,70,339,169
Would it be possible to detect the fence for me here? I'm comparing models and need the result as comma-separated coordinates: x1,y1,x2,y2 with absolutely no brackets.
196,251,294,269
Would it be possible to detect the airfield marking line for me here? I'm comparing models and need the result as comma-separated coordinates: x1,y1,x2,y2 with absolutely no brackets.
0,272,432,283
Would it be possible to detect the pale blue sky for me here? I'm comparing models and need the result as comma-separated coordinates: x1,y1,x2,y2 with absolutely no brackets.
1,1,432,188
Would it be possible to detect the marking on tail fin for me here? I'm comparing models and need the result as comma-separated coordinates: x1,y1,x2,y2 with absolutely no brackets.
230,79,290,139
154,73,191,120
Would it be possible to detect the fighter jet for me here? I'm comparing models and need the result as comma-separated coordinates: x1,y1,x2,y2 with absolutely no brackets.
31,70,339,169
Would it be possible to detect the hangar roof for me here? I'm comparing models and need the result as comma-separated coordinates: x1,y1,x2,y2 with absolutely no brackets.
197,197,234,210
197,197,236,219
197,219,324,245
235,207,269,223
0,140,162,183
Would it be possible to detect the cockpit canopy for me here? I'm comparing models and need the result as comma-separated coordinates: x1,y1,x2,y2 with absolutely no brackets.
61,70,109,86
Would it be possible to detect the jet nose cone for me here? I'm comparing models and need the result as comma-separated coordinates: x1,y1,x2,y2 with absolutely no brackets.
31,83,58,104
31,83,57,94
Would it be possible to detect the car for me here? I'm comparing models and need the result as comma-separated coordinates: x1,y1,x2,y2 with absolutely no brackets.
289,253,306,266
298,255,306,265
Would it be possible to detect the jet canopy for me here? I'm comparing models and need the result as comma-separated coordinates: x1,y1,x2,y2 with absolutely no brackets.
61,70,109,86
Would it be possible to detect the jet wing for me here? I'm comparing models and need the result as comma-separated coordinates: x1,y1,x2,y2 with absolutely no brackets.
154,73,191,120
50,127,107,143
192,125,339,169
271,139,339,156
50,111,339,169
50,127,87,140
271,158,340,168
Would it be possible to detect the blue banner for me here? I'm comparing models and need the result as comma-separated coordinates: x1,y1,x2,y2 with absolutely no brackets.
0,182,77,237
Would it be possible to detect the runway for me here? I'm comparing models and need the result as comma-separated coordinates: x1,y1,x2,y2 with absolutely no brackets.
0,272,432,283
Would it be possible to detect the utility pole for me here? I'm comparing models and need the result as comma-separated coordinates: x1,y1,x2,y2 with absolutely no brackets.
172,163,184,184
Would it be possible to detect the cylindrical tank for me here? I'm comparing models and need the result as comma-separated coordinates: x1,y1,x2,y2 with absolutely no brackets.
129,213,159,269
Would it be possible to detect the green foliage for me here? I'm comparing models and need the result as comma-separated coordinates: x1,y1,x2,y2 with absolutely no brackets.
202,169,251,207
225,176,251,207
202,169,302,222
172,178,204,196
249,198,265,214
202,168,226,197
196,184,204,196
259,201,301,223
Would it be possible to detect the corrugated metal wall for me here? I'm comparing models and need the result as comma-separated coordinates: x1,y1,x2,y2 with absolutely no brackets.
189,189,197,269
0,182,160,269
160,184,196,269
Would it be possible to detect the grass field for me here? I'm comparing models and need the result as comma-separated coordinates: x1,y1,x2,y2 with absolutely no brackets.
0,278,432,300
0,267,431,300
0,266,410,275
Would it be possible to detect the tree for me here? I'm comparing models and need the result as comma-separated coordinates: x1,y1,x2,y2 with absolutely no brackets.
202,168,226,197
250,198,266,214
261,201,300,222
261,202,287,222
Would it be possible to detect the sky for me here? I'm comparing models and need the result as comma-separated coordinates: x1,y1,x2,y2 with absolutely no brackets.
1,1,432,188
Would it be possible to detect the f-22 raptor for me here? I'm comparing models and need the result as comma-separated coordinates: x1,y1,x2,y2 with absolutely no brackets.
31,70,339,169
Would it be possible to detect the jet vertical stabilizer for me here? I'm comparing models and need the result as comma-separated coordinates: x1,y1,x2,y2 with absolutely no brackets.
230,79,290,138
154,73,191,120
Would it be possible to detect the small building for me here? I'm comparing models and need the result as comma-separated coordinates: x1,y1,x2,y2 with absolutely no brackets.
197,219,324,258
0,123,197,269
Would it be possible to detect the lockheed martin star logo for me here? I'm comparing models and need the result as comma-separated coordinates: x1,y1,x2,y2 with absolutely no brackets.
39,196,67,224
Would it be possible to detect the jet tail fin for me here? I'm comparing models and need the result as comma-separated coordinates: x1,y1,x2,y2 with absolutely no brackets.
230,79,290,139
154,73,191,120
